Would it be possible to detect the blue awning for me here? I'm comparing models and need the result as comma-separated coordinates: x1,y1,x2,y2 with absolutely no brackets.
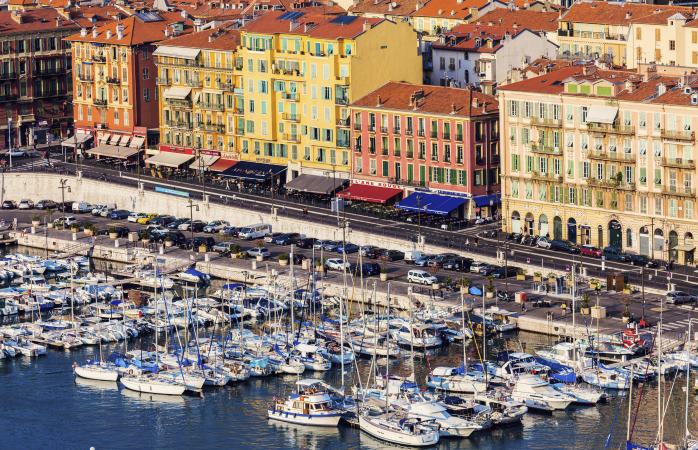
221,161,286,181
473,194,501,208
396,192,466,215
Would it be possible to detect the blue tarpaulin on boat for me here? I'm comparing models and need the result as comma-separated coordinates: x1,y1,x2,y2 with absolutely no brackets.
626,443,652,450
468,286,483,296
222,283,243,290
472,194,501,208
396,192,466,216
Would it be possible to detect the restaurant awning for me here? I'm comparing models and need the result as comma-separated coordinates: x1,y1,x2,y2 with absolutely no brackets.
98,133,111,144
221,161,286,181
586,105,618,124
674,244,696,252
189,155,220,170
120,136,132,147
87,144,141,159
337,183,403,204
473,193,501,208
107,134,120,145
163,86,192,100
285,174,347,195
61,133,92,147
208,158,238,172
397,192,466,216
146,151,194,168
153,46,201,60
129,136,145,148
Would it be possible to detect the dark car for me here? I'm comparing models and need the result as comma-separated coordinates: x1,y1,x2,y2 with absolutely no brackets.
1,200,16,209
167,218,187,230
109,209,131,220
296,237,317,249
380,249,405,261
603,246,628,262
272,233,300,246
478,264,500,276
322,240,340,252
336,243,359,254
185,236,216,251
150,215,176,226
221,226,239,237
35,199,57,210
550,240,580,254
161,231,186,246
443,257,472,272
492,266,521,279
188,220,206,232
97,226,130,238
290,253,307,265
349,262,381,277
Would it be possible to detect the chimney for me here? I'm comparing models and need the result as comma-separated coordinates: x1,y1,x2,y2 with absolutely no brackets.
472,97,479,108
164,27,170,37
209,34,214,42
106,30,112,39
180,9,187,18
80,27,87,37
363,20,371,32
415,1,421,10
625,79,635,94
450,103,457,114
388,2,393,11
376,95,382,107
10,11,23,24
116,23,125,40
625,11,631,20
409,94,415,107
92,27,98,38
56,16,62,27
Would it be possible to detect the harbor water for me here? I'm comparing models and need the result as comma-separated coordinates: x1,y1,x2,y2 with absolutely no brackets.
1,330,695,450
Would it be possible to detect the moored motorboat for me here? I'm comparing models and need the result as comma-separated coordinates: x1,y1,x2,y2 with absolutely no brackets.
268,379,344,426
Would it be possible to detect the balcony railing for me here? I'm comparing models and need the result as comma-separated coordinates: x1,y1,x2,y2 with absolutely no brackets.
662,185,696,197
661,129,695,141
587,151,634,162
529,143,561,155
106,77,120,84
217,82,235,91
76,74,93,82
530,171,563,183
530,116,562,128
197,102,225,111
157,77,169,85
336,96,349,106
185,79,203,88
196,123,225,133
91,54,106,63
0,93,18,102
380,126,388,133
337,139,350,148
282,113,300,122
587,122,635,135
165,120,193,130
405,128,413,136
283,134,300,143
661,157,696,169
587,177,635,191
166,98,192,108
418,130,425,137
337,117,350,127
93,98,108,107
393,127,401,135
282,92,299,101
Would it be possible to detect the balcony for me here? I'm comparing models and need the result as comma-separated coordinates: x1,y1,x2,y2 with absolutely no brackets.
337,139,350,148
272,66,302,77
165,120,193,130
197,102,225,112
93,98,108,107
587,150,634,162
337,117,350,127
283,133,300,143
529,143,561,155
34,68,62,77
661,157,696,169
353,122,362,131
393,127,401,135
185,79,203,88
0,72,16,80
405,128,413,136
106,77,120,84
661,129,695,142
587,122,635,135
662,185,696,197
587,177,635,191
368,146,376,155
418,130,425,137
282,92,299,101
336,96,349,106
91,54,106,63
282,112,300,122
530,116,562,128
166,98,192,108
196,123,225,133
380,126,388,133
157,77,169,85
530,171,563,183
406,151,414,158
76,74,93,83
217,81,235,91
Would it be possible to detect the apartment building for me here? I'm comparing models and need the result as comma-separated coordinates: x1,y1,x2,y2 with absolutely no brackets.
0,9,80,150
626,11,698,69
348,82,500,218
499,63,698,263
66,11,193,153
154,27,242,161
236,11,422,181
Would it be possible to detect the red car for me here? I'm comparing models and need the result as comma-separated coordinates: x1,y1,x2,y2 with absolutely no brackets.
579,245,602,257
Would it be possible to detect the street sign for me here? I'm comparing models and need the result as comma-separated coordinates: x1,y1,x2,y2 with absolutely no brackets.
155,186,190,198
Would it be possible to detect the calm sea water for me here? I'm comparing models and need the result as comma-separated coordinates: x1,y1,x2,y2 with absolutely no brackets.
1,330,695,450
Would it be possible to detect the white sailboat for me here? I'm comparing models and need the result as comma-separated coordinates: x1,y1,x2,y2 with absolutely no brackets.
73,361,120,382
268,379,343,426
510,374,574,411
120,373,187,396
358,413,440,447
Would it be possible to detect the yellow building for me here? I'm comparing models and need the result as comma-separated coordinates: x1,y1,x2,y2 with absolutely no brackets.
154,27,243,160
237,11,422,180
627,11,698,69
499,64,698,264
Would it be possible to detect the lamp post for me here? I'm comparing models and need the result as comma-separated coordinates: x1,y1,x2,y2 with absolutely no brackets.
58,178,71,227
186,198,199,241
7,117,12,169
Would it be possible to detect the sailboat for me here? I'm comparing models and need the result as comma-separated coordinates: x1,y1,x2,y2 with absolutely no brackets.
268,379,344,426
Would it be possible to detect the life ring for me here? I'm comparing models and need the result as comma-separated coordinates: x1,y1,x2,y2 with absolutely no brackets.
128,368,136,375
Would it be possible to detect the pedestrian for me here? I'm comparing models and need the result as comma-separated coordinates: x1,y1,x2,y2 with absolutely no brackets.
474,237,479,247
465,237,470,249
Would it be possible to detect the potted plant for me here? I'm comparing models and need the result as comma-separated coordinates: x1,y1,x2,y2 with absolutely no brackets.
516,269,526,281
580,293,591,315
485,275,495,298
458,277,472,295
83,223,96,236
138,229,150,243
70,223,80,233
31,215,41,227
228,244,241,257
379,266,388,282
278,253,289,266
589,278,600,289
164,236,174,247
316,259,326,275
109,226,119,240
547,272,557,283
533,271,542,282
199,243,209,254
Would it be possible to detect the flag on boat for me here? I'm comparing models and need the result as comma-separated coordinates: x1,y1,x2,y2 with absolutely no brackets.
626,442,652,450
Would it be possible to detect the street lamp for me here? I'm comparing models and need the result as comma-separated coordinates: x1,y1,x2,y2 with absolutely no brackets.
186,198,199,241
58,178,71,227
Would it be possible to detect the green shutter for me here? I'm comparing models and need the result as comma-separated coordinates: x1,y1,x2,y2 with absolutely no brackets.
419,165,426,186
407,164,413,182
450,169,457,185
382,161,389,177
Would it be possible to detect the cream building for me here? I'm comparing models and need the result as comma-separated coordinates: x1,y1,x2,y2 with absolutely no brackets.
627,11,698,69
499,64,698,263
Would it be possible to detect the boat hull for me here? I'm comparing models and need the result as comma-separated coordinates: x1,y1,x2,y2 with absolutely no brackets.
74,365,120,382
120,377,186,396
267,409,341,427
358,415,439,447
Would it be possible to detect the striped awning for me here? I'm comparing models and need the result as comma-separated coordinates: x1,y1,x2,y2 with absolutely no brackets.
129,136,145,148
189,155,219,170
146,151,194,168
87,145,140,159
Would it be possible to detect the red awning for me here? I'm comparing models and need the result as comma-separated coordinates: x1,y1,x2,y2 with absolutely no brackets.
209,159,238,172
337,183,403,204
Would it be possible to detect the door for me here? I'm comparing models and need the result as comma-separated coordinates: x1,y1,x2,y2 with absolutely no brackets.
609,220,622,249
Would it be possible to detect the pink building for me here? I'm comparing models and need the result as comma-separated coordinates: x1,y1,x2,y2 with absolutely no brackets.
347,82,500,218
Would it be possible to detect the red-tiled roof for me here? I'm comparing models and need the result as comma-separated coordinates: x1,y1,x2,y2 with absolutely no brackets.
498,65,583,94
432,23,529,53
66,11,193,46
411,0,489,19
349,0,422,17
0,9,80,34
352,81,498,116
562,1,691,26
475,8,559,33
155,24,241,50
242,10,384,39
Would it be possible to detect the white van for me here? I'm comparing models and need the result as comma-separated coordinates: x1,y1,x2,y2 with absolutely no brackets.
238,223,272,240
404,250,426,263
72,201,93,213
407,269,438,285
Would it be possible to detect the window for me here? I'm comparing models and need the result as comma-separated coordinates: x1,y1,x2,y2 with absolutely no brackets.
686,200,694,219
431,142,438,161
142,68,149,80
636,27,642,39
655,197,663,215
669,199,678,217
670,40,676,51
655,28,661,41
625,193,633,211
143,87,150,102
511,154,520,171
640,195,647,214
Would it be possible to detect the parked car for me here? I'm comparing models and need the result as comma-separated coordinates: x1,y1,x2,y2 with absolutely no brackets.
413,255,431,267
290,253,307,265
187,236,216,252
109,209,131,220
203,220,230,233
336,243,359,254
550,240,579,254
349,262,381,277
380,249,405,262
407,269,438,285
246,247,271,259
35,200,57,210
179,220,206,232
404,250,426,264
603,246,628,262
156,231,186,246
150,215,176,226
71,202,93,213
666,291,697,305
492,266,521,279
579,245,602,258
212,241,238,254
325,258,349,271
443,257,472,272
17,199,34,209
1,200,16,209
137,213,158,225
91,205,109,216
98,226,130,238
221,226,239,237
264,232,284,243
360,245,381,259
167,218,188,230
272,233,300,246
53,216,77,227
99,207,116,218
536,237,552,249
296,237,317,249
128,212,148,223
322,241,340,252
470,261,488,273
478,264,499,276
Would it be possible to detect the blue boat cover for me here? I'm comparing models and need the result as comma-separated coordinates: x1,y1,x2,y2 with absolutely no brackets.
473,193,501,208
626,443,652,450
396,192,466,215
185,266,209,280
468,286,483,296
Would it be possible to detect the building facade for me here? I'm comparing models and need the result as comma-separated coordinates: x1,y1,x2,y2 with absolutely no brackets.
351,82,500,218
0,9,79,150
235,12,422,180
626,12,698,70
499,64,698,263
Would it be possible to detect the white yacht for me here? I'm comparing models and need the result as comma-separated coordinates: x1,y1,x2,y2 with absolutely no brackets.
120,373,188,396
358,411,440,447
580,366,630,390
268,379,343,426
510,374,574,411
73,361,120,382
426,366,487,393
390,323,442,349
400,399,482,438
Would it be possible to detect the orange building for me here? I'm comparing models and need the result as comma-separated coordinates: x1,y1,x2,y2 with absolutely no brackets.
65,11,193,152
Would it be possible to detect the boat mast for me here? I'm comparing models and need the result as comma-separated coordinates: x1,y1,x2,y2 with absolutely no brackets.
685,317,692,447
340,230,347,390
572,263,576,365
626,364,634,443
385,282,390,412
461,292,467,368
482,284,487,387
658,296,663,444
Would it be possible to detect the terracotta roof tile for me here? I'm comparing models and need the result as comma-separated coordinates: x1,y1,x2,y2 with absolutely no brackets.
411,0,489,20
498,65,583,94
0,9,80,35
562,1,692,26
155,24,241,50
351,81,498,116
349,0,422,17
242,10,384,39
66,11,193,46
432,23,529,53
475,8,559,33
